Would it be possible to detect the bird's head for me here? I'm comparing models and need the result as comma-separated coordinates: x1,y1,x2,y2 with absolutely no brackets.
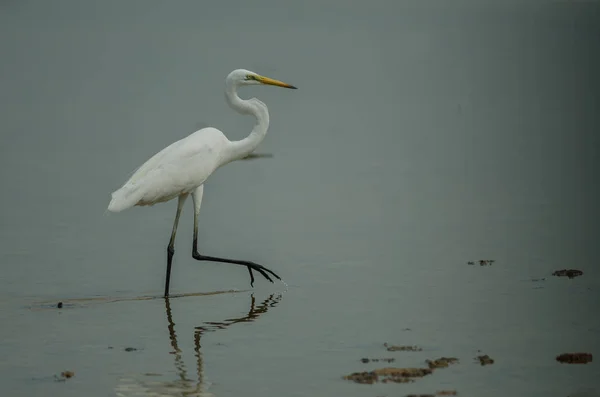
227,69,297,89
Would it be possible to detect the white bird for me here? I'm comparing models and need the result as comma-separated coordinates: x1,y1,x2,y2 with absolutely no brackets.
107,69,297,297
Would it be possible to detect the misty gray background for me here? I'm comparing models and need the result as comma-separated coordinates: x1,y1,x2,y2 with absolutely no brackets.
1,1,599,396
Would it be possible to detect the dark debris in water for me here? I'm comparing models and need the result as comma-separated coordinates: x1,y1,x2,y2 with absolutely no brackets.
476,354,494,365
384,343,422,352
467,259,495,266
552,269,583,279
344,367,433,385
124,347,138,352
54,371,75,382
42,301,75,310
556,353,593,364
61,371,74,378
426,357,459,369
361,357,395,363
343,371,378,384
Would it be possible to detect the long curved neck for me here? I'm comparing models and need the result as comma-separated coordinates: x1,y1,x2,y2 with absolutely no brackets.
221,82,269,165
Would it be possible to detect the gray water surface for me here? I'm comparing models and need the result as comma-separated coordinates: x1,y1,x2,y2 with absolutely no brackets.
1,1,599,396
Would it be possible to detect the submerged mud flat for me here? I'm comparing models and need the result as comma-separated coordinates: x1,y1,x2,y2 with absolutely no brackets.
344,343,461,386
343,343,501,396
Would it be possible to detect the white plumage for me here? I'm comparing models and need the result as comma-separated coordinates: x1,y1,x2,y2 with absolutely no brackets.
107,68,296,297
108,128,228,212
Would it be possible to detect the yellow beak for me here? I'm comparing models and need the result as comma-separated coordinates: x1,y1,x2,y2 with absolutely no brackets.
256,75,297,89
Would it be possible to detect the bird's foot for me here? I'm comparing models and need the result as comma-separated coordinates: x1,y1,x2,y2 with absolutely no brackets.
244,261,281,287
192,253,281,287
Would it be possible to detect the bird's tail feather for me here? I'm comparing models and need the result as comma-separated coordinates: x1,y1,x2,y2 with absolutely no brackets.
107,184,143,213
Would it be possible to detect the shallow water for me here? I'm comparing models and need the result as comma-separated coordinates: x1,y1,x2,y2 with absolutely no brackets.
1,1,599,396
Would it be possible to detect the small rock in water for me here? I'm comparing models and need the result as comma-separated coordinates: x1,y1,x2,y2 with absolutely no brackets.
57,302,63,308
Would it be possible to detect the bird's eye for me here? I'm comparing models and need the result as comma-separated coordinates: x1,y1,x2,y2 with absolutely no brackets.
245,75,255,81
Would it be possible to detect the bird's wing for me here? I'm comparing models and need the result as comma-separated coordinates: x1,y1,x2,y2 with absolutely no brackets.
108,128,227,212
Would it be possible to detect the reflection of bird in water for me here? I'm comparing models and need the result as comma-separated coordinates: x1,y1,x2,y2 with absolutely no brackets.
115,293,282,397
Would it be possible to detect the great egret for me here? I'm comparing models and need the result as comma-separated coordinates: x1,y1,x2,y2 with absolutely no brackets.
107,69,297,297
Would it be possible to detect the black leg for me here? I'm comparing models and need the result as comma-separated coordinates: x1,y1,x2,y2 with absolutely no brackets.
190,185,280,287
191,233,281,286
165,194,188,297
